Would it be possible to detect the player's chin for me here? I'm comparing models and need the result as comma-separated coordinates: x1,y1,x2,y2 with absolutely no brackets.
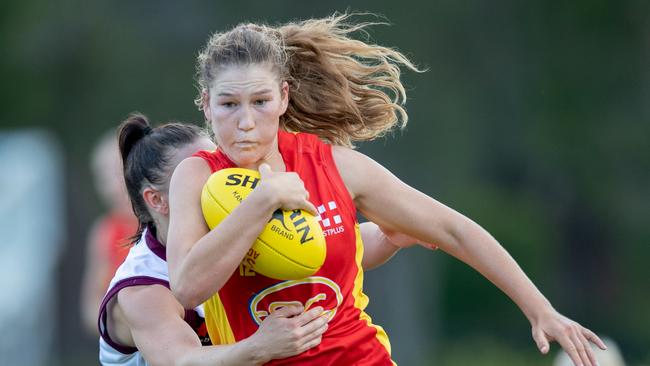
231,150,264,169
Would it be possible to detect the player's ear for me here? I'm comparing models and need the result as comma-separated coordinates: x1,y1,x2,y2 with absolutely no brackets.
202,89,212,121
142,187,168,215
279,81,289,116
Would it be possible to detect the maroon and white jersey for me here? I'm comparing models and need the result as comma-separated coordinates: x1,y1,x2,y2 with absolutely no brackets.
98,227,210,366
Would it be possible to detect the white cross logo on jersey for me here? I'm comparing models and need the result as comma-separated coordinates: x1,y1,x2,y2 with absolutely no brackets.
316,201,345,237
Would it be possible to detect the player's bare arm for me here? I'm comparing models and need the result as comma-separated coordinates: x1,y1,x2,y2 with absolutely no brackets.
332,145,607,366
167,159,316,309
360,221,438,270
167,157,274,308
115,285,328,366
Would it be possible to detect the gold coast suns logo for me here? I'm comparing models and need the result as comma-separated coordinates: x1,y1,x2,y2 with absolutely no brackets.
249,277,343,325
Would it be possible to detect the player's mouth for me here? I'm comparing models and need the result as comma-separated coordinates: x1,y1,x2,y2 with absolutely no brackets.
234,141,257,148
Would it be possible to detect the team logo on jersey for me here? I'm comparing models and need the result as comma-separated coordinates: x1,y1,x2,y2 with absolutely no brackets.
316,201,345,237
249,276,343,325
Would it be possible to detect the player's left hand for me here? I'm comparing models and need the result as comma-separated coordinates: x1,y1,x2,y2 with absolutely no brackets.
379,226,438,250
531,309,607,366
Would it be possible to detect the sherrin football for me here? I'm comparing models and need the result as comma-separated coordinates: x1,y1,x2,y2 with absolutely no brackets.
201,168,326,280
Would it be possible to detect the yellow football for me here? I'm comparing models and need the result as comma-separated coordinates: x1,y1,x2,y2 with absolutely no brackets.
201,168,326,280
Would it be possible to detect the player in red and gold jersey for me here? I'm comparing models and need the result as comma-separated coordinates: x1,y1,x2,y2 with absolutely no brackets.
94,114,414,366
167,14,606,366
191,131,395,364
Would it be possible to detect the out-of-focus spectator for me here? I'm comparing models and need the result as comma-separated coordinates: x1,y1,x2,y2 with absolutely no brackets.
80,130,137,335
0,131,64,366
554,337,626,366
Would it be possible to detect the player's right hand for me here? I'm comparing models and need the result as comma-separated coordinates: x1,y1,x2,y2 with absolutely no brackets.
250,304,329,361
257,163,317,215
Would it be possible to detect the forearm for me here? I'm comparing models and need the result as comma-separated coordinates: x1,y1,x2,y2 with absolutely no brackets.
359,222,400,270
126,286,272,366
448,218,553,323
141,329,268,366
172,190,276,308
175,338,267,366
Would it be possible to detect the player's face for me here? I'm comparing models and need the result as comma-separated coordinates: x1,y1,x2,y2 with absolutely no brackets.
204,63,288,169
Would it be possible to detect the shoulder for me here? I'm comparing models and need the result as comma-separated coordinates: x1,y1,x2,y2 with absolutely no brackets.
282,130,330,151
110,241,168,284
117,284,184,320
101,274,178,348
332,146,397,201
191,149,216,160
110,283,185,339
331,146,371,200
170,157,213,193
175,156,212,176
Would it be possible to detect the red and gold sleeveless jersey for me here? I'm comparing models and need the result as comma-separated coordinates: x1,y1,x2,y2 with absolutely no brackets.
193,130,394,365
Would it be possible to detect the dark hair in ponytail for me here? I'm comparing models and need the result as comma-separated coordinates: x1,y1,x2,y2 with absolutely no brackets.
117,112,208,243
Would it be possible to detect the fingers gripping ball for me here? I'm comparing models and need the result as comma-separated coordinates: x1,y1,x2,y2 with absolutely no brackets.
201,168,326,280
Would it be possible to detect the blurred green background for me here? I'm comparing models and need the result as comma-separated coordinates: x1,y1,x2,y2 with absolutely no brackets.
1,0,648,365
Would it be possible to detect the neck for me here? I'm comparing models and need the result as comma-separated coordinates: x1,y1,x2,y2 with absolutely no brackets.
153,217,169,247
233,148,285,172
258,150,286,172
156,231,167,247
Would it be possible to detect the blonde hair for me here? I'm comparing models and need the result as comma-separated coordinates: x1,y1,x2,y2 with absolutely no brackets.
195,13,423,147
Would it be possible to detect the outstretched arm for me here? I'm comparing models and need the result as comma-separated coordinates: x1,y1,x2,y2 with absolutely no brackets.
333,146,606,366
